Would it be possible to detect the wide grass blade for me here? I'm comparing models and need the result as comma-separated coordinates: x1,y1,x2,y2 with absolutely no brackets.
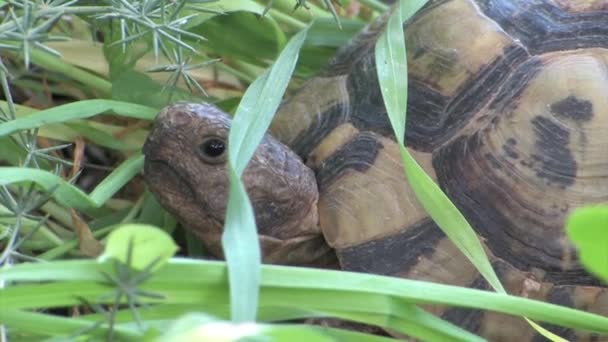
2,259,608,337
0,310,141,341
222,165,260,322
0,100,156,137
0,310,397,342
2,291,478,340
222,26,310,322
0,102,148,150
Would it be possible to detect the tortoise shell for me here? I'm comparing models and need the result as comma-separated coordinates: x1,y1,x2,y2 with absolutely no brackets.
143,0,608,340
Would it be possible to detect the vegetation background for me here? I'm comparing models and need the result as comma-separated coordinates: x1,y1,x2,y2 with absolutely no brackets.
0,0,607,341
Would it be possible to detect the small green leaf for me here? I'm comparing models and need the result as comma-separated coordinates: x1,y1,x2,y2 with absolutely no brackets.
566,205,608,282
100,223,179,271
162,313,262,342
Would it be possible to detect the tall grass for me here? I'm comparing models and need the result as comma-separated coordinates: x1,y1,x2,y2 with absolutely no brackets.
0,1,607,341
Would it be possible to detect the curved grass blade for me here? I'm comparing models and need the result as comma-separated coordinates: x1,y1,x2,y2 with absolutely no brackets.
0,100,156,137
222,25,310,322
0,101,148,151
0,153,144,211
374,0,504,292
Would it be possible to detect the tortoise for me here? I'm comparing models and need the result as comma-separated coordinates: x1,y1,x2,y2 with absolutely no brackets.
142,0,608,340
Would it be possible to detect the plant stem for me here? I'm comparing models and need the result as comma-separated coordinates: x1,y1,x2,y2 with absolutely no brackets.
216,61,257,84
0,6,112,33
268,8,307,30
359,0,390,12
259,0,332,22
2,44,112,97
0,69,16,119
37,224,116,260
41,201,74,229
120,195,144,223
0,214,64,247
228,59,264,83
26,48,112,97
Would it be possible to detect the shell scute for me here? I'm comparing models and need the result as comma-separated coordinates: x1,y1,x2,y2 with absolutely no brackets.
270,1,608,339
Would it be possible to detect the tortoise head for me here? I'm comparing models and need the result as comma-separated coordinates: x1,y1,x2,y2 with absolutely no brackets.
143,102,335,266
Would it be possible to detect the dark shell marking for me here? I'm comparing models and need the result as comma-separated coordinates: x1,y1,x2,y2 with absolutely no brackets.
338,218,445,275
477,0,608,53
551,96,594,123
290,103,349,158
315,132,383,193
530,116,577,188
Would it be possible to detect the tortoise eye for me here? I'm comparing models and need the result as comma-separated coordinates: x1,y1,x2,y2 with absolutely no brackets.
198,136,227,164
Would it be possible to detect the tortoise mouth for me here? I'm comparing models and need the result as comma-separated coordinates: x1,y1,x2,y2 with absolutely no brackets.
143,159,197,203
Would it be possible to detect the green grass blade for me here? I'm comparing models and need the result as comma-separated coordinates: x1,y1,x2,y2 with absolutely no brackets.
526,318,569,342
375,4,407,142
374,0,504,293
65,121,142,151
228,26,310,175
89,152,144,204
12,47,113,96
0,153,143,211
321,305,484,342
0,167,97,209
222,25,310,322
2,260,608,336
222,165,261,322
0,136,26,165
258,324,396,342
47,299,480,341
400,149,504,292
0,102,147,151
0,100,156,137
0,310,141,341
